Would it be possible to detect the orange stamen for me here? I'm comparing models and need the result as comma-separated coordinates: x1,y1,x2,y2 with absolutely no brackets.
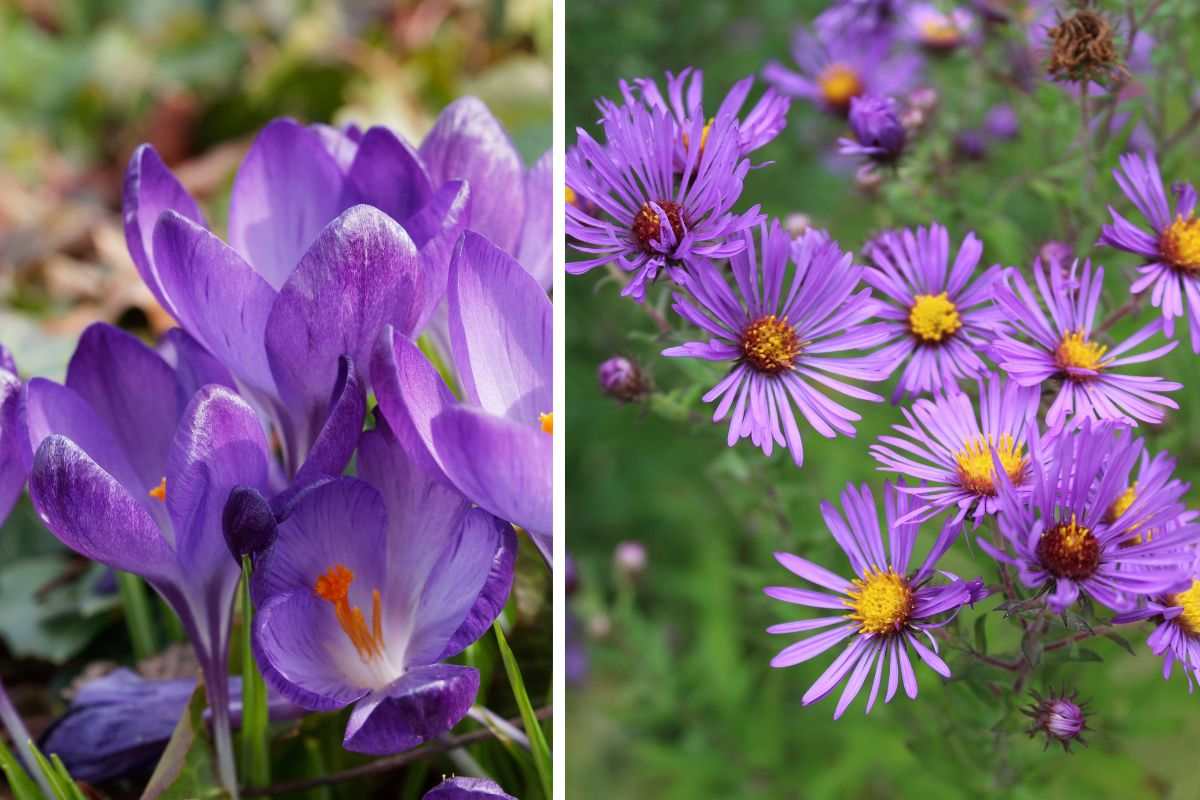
148,477,167,502
314,564,385,661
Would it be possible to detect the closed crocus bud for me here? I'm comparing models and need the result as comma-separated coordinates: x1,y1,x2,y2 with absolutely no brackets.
1022,689,1089,751
847,95,906,163
222,485,278,562
598,355,648,402
984,103,1019,140
423,777,516,800
614,540,647,579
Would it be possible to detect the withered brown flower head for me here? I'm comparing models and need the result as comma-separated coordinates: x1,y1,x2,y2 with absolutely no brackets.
1046,8,1126,86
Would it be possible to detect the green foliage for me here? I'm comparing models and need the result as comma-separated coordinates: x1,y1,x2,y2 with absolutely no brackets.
494,621,553,800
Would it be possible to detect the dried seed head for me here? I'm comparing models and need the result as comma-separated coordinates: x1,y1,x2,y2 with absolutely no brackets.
1046,9,1125,86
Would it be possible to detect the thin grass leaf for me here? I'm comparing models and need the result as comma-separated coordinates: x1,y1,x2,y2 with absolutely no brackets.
116,571,158,661
492,621,551,800
0,739,45,800
48,755,86,800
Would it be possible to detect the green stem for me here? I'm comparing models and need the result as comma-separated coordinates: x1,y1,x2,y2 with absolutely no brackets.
238,557,270,788
116,571,158,661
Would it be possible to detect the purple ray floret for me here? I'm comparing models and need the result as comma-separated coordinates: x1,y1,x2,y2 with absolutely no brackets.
765,482,984,718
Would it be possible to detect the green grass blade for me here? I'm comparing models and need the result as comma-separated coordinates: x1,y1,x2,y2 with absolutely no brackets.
0,739,45,800
49,755,86,800
492,622,552,800
116,571,158,661
27,741,72,799
238,557,270,787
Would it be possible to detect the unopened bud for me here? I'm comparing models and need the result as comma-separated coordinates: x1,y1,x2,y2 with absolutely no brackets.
1022,689,1089,751
598,356,648,402
222,486,278,563
614,540,647,578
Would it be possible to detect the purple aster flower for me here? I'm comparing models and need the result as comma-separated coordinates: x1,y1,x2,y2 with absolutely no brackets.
372,233,552,559
0,344,25,524
764,24,920,117
815,0,905,38
25,323,264,794
252,417,516,755
766,482,983,718
41,669,303,784
1022,688,1089,751
1113,574,1200,691
1098,152,1200,352
617,67,790,158
423,777,516,800
839,95,907,164
905,3,976,53
566,95,761,301
991,257,1180,427
982,420,1200,613
870,372,1040,524
864,223,1005,400
662,222,891,467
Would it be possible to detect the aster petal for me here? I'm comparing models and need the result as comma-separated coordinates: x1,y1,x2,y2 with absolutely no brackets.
342,663,479,755
771,622,857,668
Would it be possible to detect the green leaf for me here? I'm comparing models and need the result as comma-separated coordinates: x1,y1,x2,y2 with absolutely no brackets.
238,557,270,788
116,570,159,662
0,738,46,800
141,681,225,800
0,557,114,664
493,621,552,800
972,614,988,655
1105,631,1137,656
1072,647,1104,663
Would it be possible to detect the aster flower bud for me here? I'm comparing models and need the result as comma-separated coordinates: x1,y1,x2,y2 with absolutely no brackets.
222,485,278,562
783,213,814,239
614,540,648,579
907,86,939,114
844,95,907,164
588,613,612,639
984,104,1019,141
1022,689,1089,751
1037,240,1073,270
953,130,988,162
855,163,883,193
598,355,649,402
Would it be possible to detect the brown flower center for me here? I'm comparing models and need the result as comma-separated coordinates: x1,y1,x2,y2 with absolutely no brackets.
741,314,801,374
1047,10,1124,84
632,200,686,254
1036,515,1100,580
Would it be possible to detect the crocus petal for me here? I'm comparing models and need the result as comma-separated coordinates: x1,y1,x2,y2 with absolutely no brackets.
432,406,552,536
122,144,205,314
448,231,552,421
370,328,456,478
516,150,552,289
65,323,180,495
29,436,176,583
419,97,525,253
439,519,517,660
165,385,270,596
342,126,433,223
407,508,514,665
158,329,237,400
342,663,479,755
423,777,516,800
0,370,26,522
227,118,347,290
266,205,423,459
284,355,365,506
152,212,278,395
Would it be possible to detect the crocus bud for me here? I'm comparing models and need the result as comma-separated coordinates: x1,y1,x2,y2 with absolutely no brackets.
614,540,647,579
598,356,648,402
423,777,516,800
847,95,906,163
1022,689,1089,751
222,486,277,562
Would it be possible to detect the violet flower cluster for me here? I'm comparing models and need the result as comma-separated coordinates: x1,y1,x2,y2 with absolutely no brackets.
2,98,548,795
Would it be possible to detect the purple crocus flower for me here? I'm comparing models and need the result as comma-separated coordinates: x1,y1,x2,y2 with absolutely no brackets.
870,372,1040,524
25,323,265,794
1113,576,1200,691
763,24,920,117
766,482,983,718
616,67,791,158
864,223,1005,400
373,233,551,559
991,258,1180,427
839,95,907,164
983,420,1200,613
0,344,24,523
1097,153,1200,352
663,222,891,467
424,777,517,800
252,417,516,754
41,669,304,784
566,94,761,301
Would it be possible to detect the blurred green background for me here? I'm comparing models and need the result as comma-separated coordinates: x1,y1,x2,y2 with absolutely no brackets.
566,2,1200,798
0,1,550,797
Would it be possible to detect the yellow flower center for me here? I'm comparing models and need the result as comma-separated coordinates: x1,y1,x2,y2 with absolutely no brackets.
631,200,686,253
1168,580,1200,636
1160,215,1200,271
681,117,714,155
539,412,553,434
844,567,914,635
1036,514,1100,580
819,63,863,110
314,564,384,662
908,292,963,343
1108,483,1155,547
148,477,167,502
955,434,1026,496
1055,330,1108,373
741,314,802,374
565,186,578,206
920,18,961,48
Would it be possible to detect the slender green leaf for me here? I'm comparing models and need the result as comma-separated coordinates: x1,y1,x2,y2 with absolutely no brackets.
0,738,45,800
27,742,73,799
238,557,269,788
48,755,86,800
116,570,158,661
493,622,551,800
